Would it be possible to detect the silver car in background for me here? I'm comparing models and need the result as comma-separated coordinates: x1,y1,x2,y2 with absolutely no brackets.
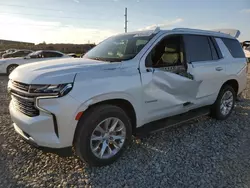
0,50,71,74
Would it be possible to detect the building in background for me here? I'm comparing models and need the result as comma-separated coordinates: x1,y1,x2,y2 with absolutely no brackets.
33,43,96,54
0,39,95,55
0,39,34,46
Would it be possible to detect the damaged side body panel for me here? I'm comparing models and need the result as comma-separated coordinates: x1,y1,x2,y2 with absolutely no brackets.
141,65,201,123
138,32,227,125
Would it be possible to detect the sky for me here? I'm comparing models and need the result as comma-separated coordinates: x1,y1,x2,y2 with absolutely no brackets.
0,0,249,44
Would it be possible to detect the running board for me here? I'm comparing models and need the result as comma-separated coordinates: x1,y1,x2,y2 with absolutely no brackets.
136,106,210,137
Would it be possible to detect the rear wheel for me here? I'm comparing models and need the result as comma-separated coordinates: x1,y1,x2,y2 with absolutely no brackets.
211,85,236,120
74,104,132,166
7,65,18,75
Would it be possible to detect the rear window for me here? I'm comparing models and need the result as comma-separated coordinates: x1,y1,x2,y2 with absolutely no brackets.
222,38,245,58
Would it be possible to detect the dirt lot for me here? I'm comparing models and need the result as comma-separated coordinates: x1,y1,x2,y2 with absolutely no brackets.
1,70,250,187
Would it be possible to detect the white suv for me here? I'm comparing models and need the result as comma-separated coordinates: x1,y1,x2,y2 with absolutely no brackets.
8,28,248,166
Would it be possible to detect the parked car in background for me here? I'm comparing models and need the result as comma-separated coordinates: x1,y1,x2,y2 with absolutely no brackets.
0,50,71,74
2,50,33,59
8,28,247,166
5,48,17,54
242,41,250,62
0,49,17,58
0,51,5,58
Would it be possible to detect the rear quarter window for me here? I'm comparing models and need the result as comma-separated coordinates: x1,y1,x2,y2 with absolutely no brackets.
222,38,245,58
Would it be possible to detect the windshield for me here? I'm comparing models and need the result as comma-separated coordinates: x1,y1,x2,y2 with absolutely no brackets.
85,33,155,62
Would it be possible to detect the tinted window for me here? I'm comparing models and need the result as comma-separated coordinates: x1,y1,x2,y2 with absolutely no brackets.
15,52,23,56
13,51,29,57
184,35,212,62
208,37,219,60
222,38,245,58
42,52,63,58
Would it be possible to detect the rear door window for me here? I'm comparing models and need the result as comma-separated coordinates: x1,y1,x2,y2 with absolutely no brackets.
184,35,213,63
222,38,245,58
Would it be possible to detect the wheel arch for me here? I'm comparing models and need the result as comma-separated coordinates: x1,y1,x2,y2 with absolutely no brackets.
221,79,239,95
73,96,138,144
6,64,19,74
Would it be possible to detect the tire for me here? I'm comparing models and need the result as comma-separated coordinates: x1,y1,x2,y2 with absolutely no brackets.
211,85,236,120
7,65,18,75
74,104,132,166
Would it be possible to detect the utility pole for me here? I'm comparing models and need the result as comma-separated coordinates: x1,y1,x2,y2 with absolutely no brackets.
124,7,128,33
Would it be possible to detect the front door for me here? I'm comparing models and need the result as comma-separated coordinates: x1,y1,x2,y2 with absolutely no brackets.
140,35,202,124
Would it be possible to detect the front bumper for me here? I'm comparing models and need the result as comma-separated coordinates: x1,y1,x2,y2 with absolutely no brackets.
13,123,73,156
9,94,80,149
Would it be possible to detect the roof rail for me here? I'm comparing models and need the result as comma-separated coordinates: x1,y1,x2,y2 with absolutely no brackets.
173,28,240,38
173,28,220,35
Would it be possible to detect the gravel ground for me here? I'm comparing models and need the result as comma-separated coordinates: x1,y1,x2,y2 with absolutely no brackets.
1,71,250,188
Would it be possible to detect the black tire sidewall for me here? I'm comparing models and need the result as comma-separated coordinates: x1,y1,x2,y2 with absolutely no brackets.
213,85,236,120
7,65,18,75
75,105,132,166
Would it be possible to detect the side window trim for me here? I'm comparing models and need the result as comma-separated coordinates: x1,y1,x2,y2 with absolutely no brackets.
207,37,219,60
207,37,215,60
210,37,223,59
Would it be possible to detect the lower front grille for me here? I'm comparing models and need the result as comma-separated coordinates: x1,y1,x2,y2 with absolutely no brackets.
11,94,39,117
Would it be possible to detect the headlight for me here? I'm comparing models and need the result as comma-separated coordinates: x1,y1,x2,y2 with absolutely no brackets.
29,83,73,97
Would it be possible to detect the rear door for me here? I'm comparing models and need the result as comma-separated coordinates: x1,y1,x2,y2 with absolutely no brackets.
183,35,227,106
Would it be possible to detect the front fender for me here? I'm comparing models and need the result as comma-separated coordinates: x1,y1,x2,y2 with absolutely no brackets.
71,92,143,128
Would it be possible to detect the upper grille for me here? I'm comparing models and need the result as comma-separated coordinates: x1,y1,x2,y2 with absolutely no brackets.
11,94,39,117
10,81,39,117
12,81,29,92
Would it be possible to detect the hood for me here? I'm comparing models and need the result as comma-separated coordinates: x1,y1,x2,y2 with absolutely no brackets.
9,58,121,84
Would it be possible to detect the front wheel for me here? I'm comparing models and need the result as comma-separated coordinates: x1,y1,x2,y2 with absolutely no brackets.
74,104,132,166
7,64,18,75
211,85,236,120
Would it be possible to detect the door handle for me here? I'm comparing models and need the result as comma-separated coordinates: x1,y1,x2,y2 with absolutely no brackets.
215,67,223,71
